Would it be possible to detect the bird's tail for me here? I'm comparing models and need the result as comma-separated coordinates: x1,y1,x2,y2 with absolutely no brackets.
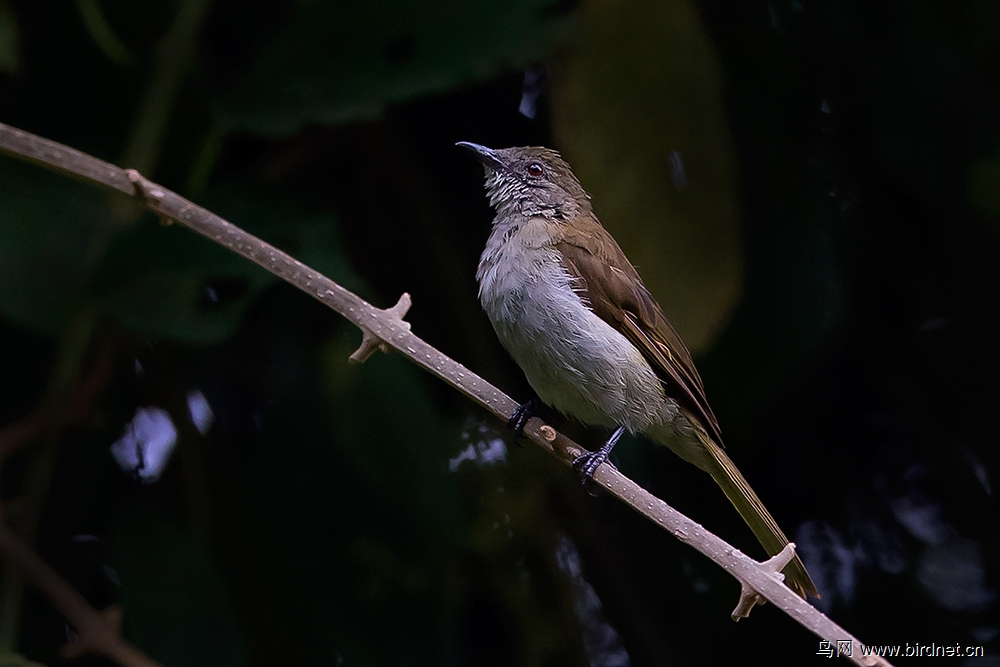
695,430,819,599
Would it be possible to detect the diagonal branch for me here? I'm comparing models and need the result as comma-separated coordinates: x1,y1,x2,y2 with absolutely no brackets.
0,510,162,667
0,122,892,667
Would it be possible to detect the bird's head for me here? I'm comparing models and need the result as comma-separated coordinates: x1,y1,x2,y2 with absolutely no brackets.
457,142,592,221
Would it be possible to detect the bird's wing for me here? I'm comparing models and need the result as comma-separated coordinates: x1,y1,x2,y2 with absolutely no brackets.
556,221,722,444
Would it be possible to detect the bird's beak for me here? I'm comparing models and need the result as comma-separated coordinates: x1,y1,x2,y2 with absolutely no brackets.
456,141,506,172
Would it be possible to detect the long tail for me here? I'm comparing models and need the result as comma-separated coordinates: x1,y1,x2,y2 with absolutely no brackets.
695,430,819,599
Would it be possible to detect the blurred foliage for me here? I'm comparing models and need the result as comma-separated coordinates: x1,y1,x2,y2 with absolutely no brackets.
551,0,742,352
215,0,567,135
0,161,102,335
1,0,999,665
0,0,19,75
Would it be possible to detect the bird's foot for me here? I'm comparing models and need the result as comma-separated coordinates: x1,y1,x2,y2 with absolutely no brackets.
572,449,612,480
571,425,626,485
507,398,539,436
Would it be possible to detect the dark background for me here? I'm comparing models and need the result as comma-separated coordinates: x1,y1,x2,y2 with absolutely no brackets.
1,0,998,665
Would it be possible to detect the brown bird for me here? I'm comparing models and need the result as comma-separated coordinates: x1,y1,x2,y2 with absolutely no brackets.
459,142,819,599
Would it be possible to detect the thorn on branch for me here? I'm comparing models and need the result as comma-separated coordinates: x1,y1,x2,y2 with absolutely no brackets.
125,169,171,225
731,542,797,621
349,293,412,364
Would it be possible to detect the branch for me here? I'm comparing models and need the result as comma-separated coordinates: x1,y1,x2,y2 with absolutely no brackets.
0,122,892,667
0,310,114,651
0,510,162,667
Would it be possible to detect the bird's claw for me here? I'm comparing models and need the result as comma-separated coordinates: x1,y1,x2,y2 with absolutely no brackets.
572,449,612,485
507,398,538,435
571,425,625,490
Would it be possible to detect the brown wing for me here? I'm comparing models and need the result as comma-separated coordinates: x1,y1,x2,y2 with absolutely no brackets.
556,219,723,445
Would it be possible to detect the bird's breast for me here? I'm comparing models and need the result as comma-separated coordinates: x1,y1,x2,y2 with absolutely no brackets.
477,224,669,431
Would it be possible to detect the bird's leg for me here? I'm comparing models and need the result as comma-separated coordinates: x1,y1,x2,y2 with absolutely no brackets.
573,425,625,482
507,397,539,436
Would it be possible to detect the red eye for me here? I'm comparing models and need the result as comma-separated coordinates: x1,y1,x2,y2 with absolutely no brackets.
527,163,544,177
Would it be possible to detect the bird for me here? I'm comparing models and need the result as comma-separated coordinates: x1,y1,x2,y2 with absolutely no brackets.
458,141,819,599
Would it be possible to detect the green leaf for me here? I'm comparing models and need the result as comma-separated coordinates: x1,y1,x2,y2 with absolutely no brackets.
215,0,567,135
0,0,21,75
94,183,355,343
0,158,101,335
323,348,462,539
0,156,354,343
111,508,251,667
92,216,275,343
551,0,742,352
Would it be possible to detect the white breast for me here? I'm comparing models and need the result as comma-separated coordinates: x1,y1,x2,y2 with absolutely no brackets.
477,218,674,432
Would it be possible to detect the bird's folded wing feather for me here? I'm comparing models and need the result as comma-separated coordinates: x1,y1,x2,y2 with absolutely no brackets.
556,222,723,444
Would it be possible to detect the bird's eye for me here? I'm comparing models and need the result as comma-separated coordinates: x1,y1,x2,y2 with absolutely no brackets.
526,163,544,177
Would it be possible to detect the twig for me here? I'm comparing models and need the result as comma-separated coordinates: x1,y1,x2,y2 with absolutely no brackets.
0,307,112,651
0,122,893,667
0,511,162,667
0,333,141,665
